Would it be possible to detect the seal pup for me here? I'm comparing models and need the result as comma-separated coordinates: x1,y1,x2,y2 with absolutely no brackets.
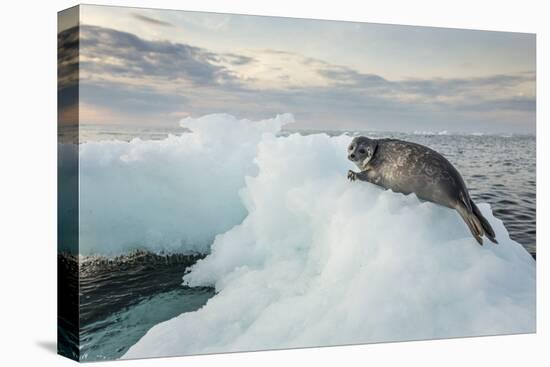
347,136,497,245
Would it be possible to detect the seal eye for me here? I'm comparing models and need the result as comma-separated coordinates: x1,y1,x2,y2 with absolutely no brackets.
358,148,366,154
348,145,354,151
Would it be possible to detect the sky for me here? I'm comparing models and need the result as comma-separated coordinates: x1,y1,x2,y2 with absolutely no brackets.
59,5,536,133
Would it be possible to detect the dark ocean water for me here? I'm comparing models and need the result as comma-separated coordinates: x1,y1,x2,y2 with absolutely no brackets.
61,128,535,361
58,252,215,361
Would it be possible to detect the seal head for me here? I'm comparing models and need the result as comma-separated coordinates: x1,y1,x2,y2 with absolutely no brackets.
348,136,378,170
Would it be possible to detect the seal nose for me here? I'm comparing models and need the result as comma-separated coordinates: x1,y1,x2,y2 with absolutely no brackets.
349,153,355,160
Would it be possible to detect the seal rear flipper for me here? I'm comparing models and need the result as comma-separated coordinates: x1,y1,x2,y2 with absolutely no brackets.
455,203,484,246
470,199,498,244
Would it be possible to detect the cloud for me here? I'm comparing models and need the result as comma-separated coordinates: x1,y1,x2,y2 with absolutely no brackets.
315,64,390,89
78,81,191,126
131,13,173,27
58,26,79,127
457,96,536,112
82,82,187,114
399,73,535,97
58,26,79,90
79,25,239,86
75,25,535,132
309,61,535,122
217,53,255,66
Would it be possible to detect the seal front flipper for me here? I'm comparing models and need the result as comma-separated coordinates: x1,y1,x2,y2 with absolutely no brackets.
347,170,357,181
347,170,370,183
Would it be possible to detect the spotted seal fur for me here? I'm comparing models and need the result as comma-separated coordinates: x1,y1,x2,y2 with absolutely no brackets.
347,136,497,245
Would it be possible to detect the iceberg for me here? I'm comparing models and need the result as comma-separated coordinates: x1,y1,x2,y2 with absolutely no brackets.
121,115,535,359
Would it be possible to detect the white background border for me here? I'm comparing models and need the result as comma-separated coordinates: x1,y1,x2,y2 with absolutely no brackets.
0,0,546,365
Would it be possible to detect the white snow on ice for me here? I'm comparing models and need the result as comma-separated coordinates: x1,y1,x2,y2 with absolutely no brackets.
78,113,293,255
119,114,536,359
